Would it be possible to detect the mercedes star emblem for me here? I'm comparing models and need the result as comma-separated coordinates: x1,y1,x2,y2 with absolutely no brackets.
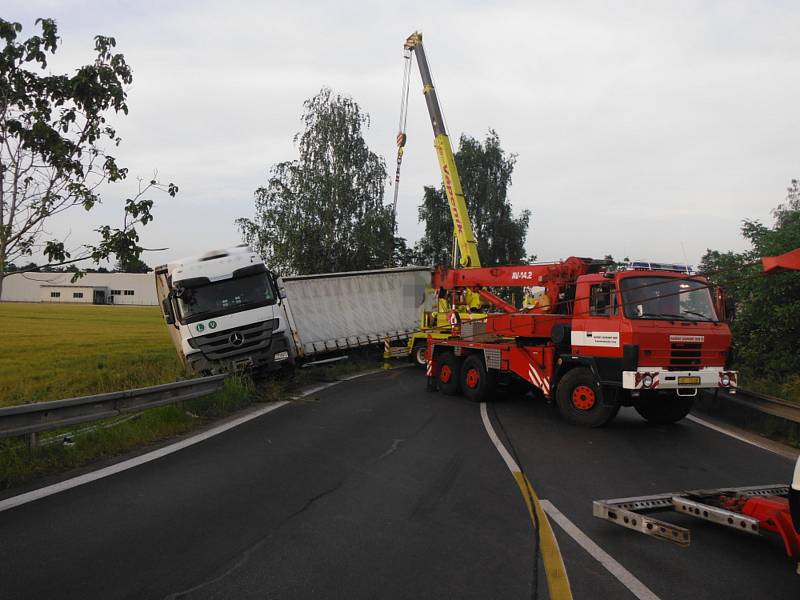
229,331,245,346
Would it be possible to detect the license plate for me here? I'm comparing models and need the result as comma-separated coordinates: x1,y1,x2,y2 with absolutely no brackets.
233,357,254,370
678,376,700,385
274,351,289,362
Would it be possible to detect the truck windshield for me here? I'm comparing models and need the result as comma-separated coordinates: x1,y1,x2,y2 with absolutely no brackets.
175,274,276,324
619,276,718,322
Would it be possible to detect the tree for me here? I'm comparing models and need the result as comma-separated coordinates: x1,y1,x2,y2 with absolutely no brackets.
391,236,421,267
115,256,150,273
416,130,530,267
699,179,800,382
237,88,397,275
0,18,176,299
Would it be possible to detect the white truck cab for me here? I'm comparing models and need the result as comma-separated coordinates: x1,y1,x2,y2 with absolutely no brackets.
155,245,293,374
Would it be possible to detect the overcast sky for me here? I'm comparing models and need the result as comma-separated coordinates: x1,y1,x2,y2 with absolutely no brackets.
7,1,799,269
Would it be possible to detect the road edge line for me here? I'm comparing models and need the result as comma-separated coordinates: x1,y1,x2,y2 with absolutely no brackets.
479,403,573,600
0,401,290,514
686,414,798,461
0,367,394,514
539,500,661,600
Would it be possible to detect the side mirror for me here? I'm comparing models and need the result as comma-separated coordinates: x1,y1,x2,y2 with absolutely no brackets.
162,297,175,325
725,294,736,323
790,457,800,534
714,287,728,322
274,274,288,301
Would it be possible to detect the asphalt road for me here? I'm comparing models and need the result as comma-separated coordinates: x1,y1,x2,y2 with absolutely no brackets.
1,368,798,599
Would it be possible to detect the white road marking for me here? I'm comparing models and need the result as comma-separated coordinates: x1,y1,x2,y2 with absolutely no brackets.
540,500,662,600
0,369,391,514
479,403,520,473
686,414,798,461
0,401,288,514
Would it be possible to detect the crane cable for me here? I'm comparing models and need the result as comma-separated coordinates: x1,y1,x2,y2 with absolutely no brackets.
392,49,413,223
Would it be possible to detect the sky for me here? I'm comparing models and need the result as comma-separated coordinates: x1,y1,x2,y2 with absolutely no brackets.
6,0,800,269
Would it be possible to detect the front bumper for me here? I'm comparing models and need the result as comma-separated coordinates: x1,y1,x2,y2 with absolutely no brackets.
187,331,293,374
622,368,737,391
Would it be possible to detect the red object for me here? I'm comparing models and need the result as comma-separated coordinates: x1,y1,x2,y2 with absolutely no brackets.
762,248,800,273
439,364,453,384
742,496,800,559
465,366,480,389
428,262,731,402
425,248,800,425
572,385,596,410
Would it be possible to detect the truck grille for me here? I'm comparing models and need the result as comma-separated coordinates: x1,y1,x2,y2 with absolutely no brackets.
668,342,702,371
190,320,274,360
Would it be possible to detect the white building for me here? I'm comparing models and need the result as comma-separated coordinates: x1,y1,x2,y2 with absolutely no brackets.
1,272,157,305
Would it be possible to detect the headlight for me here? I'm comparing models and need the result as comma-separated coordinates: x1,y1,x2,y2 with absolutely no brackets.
720,374,731,386
642,374,654,388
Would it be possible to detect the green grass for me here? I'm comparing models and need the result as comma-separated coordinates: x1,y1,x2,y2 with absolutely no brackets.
0,376,262,489
0,302,184,407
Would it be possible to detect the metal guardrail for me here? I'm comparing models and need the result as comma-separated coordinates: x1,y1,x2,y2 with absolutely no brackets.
0,375,227,442
696,387,800,452
713,387,800,424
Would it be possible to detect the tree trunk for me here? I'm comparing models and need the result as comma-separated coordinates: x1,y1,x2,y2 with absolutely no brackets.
0,273,5,302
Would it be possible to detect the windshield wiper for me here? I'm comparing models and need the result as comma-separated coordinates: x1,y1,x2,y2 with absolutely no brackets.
682,310,715,321
639,312,690,321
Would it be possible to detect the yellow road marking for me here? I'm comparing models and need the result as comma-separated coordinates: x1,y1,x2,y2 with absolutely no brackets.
479,404,572,600
512,471,573,600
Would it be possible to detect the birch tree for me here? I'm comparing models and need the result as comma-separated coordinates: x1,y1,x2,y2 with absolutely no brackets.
238,88,396,275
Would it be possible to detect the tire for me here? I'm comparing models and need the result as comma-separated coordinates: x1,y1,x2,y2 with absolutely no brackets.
555,367,620,427
460,354,497,403
412,344,428,368
436,351,462,396
634,391,693,424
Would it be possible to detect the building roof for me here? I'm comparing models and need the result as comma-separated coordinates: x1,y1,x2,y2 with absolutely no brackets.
39,284,109,289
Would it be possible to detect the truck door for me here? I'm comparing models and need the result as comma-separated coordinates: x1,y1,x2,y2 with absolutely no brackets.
571,281,622,357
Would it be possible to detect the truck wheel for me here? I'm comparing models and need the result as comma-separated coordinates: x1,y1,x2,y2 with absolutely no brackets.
555,368,619,427
436,351,462,396
634,391,693,424
460,354,497,403
412,344,428,368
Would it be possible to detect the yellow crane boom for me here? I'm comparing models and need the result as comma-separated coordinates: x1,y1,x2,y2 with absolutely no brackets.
403,31,481,269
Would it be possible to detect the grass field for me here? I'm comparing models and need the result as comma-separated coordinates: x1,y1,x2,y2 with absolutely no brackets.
0,302,184,407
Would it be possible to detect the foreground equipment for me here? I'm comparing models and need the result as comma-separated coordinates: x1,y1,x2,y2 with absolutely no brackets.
594,455,800,573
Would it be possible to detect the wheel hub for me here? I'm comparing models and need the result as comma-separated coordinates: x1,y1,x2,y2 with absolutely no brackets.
572,385,596,410
440,364,453,383
416,347,427,365
465,368,480,389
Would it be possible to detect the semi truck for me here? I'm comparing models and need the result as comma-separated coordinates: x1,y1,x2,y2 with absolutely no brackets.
155,245,430,375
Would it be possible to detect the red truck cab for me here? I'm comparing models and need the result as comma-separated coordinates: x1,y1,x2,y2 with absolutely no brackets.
561,266,737,423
